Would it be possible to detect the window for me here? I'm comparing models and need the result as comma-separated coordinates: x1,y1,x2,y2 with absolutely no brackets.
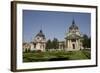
71,39,76,42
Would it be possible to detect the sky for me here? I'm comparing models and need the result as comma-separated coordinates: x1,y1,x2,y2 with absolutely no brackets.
23,10,91,42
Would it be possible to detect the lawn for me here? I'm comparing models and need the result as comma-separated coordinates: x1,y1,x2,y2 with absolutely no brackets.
23,49,91,62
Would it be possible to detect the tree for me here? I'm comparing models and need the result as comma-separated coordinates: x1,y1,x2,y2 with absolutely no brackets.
46,39,52,50
88,37,91,48
82,34,91,48
46,38,59,50
52,38,59,49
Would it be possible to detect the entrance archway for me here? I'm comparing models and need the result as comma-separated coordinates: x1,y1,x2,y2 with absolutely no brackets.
72,44,75,49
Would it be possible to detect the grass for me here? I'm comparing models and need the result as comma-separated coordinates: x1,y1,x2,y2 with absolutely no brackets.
23,50,91,62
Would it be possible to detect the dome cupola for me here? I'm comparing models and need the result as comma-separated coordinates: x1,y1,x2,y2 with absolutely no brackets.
36,30,45,39
69,19,78,30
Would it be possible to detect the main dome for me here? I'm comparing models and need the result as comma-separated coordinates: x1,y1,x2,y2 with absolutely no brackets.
69,20,78,30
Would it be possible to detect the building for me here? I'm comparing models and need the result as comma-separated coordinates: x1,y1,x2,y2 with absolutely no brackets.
58,41,65,50
65,20,83,51
30,30,46,52
23,20,83,52
23,43,31,52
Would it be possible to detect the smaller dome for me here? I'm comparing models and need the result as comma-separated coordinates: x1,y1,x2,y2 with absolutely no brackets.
36,30,45,39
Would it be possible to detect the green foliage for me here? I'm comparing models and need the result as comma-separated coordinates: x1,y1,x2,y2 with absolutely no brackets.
82,34,91,48
52,38,59,49
23,50,91,62
24,48,30,53
82,49,91,59
46,38,59,50
46,39,52,49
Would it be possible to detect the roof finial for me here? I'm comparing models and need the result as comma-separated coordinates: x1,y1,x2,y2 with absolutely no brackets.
41,24,43,30
72,19,75,24
40,30,42,33
40,24,42,33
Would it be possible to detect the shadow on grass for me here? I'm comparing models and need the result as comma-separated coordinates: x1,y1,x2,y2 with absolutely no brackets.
49,57,70,61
